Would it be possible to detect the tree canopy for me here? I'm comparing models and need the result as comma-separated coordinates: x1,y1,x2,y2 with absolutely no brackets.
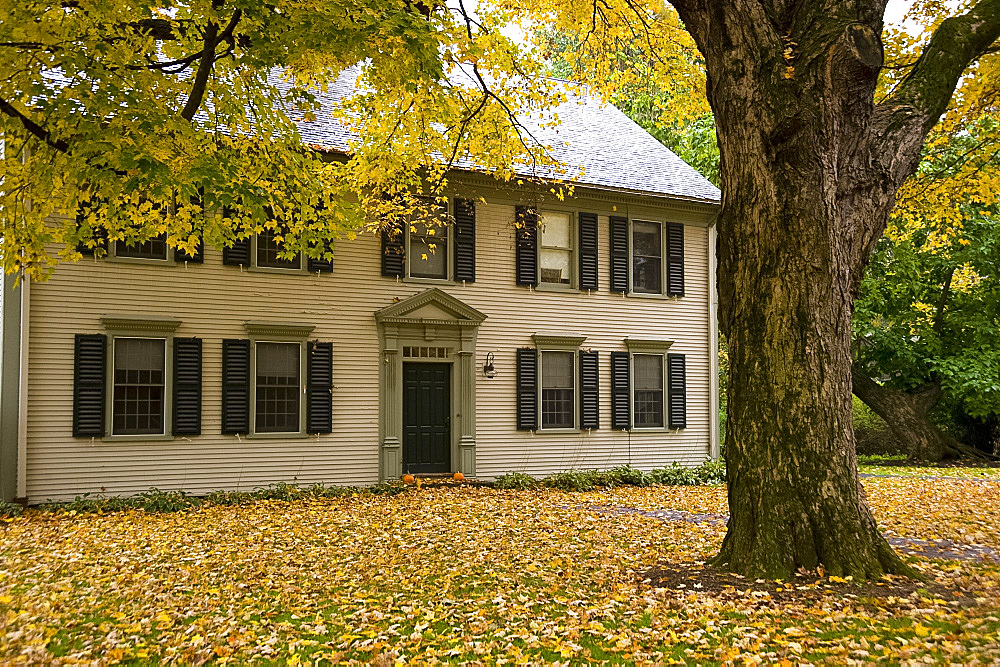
1,0,563,279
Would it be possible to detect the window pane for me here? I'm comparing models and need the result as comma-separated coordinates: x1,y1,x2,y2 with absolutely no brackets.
540,212,571,248
113,337,166,435
410,223,448,279
540,249,571,284
541,351,574,428
255,342,300,433
540,212,572,285
116,234,167,260
633,354,664,427
632,221,662,294
257,227,301,269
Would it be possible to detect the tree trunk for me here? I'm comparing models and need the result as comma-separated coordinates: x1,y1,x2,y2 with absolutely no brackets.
664,0,1000,579
851,365,988,461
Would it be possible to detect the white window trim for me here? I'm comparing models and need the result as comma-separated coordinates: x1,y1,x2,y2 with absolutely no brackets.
624,337,674,432
537,349,578,432
537,209,576,290
248,340,308,438
630,352,667,431
404,200,453,283
629,218,666,296
100,315,181,441
243,322,315,438
108,233,174,265
532,333,587,433
250,233,308,274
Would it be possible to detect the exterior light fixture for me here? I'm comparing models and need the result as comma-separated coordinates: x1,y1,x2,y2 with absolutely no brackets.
483,352,496,378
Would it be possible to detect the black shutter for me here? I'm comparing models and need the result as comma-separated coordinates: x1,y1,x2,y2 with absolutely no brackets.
174,241,204,263
609,216,629,293
73,334,106,437
172,337,202,435
579,350,599,430
307,245,333,273
221,339,250,434
666,222,685,296
307,341,333,434
381,217,405,277
667,353,687,428
515,205,538,286
223,237,251,266
611,351,630,430
516,347,538,430
453,197,476,282
578,212,599,290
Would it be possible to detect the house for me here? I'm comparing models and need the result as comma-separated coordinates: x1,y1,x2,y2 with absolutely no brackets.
0,78,721,503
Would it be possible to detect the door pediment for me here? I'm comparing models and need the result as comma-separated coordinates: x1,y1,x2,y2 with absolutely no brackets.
375,288,487,327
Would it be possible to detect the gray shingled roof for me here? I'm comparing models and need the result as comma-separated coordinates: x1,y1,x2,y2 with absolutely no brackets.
287,69,721,204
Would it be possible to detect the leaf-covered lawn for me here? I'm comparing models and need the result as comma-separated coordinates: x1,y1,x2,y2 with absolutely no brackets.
2,477,999,664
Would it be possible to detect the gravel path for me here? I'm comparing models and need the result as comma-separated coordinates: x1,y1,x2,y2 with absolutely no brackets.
860,472,1000,482
582,503,1000,563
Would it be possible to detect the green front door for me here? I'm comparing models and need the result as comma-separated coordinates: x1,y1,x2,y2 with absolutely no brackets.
402,362,451,473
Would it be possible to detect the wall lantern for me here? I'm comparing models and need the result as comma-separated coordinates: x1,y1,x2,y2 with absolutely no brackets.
483,352,497,378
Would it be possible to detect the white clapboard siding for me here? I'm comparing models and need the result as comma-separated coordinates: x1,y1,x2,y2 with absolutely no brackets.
24,189,716,501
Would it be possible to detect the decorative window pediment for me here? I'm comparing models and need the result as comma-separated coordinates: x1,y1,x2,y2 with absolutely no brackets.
375,288,487,327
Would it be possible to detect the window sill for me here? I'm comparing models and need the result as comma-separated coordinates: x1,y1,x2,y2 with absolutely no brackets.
248,265,309,276
403,276,456,286
101,434,175,443
106,256,175,267
245,432,310,440
628,292,682,300
534,283,579,293
536,427,581,434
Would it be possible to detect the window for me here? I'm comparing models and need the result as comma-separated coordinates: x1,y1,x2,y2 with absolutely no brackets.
539,211,573,286
408,220,449,279
112,337,166,435
633,353,665,428
254,342,301,433
632,221,662,294
115,234,168,260
257,227,302,269
540,350,575,428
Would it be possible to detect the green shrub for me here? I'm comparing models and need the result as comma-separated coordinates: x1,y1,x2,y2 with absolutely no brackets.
648,462,700,486
693,459,727,484
0,500,24,518
494,472,537,490
598,465,650,488
541,470,601,492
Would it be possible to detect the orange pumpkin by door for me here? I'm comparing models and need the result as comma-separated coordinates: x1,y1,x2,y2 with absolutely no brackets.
402,474,415,484
453,472,465,482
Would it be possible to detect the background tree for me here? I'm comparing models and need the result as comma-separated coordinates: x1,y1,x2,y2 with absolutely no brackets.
854,200,1000,461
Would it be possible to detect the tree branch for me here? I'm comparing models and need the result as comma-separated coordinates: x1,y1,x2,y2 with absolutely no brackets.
177,8,241,121
0,98,69,153
933,266,955,338
875,0,1000,167
180,21,218,121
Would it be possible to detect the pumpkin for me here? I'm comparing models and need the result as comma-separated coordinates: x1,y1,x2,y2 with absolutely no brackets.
453,472,465,482
402,474,415,484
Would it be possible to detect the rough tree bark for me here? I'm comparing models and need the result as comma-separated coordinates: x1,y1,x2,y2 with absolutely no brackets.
851,366,988,461
664,0,1000,579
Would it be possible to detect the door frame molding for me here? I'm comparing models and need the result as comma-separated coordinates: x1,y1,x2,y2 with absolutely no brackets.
375,288,486,481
